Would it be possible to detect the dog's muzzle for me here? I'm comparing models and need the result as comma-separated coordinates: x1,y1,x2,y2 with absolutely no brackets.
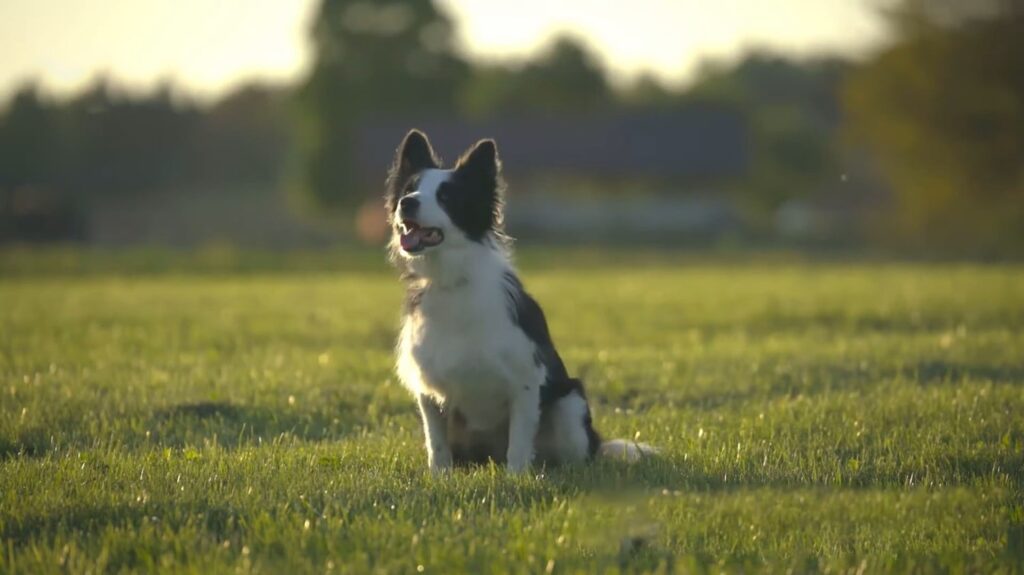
399,219,444,253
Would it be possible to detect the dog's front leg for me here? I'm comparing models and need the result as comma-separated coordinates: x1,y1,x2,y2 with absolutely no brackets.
417,394,452,473
506,384,541,473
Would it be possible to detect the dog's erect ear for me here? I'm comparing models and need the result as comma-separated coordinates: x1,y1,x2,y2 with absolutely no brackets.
455,139,499,184
452,138,505,238
398,129,438,173
386,129,439,216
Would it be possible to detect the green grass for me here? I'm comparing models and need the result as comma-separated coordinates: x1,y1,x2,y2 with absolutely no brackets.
2,251,1023,573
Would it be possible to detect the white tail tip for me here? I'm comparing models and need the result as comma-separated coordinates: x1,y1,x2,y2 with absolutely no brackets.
598,439,658,463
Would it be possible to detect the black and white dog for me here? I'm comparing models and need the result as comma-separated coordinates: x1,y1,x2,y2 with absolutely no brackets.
387,129,652,473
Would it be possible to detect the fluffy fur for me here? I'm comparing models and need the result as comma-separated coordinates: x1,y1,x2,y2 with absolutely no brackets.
387,129,654,473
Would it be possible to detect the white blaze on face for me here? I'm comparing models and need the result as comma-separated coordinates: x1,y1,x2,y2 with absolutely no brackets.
407,169,452,227
416,169,450,200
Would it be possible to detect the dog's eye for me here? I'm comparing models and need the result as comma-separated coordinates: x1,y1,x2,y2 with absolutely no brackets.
437,185,450,203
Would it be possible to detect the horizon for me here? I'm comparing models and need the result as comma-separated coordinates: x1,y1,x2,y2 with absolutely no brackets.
0,0,890,103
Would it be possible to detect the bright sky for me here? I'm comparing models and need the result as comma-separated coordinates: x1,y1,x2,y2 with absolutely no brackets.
0,0,888,101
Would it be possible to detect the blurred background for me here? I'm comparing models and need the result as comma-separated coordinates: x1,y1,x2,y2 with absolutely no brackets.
0,0,1020,257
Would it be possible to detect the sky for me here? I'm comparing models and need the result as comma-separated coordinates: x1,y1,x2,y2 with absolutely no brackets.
0,0,889,102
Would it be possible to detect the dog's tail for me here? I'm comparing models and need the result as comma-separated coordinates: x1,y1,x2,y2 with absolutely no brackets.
597,439,658,463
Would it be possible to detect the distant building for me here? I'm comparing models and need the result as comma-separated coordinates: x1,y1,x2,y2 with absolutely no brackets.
354,108,751,242
356,107,750,186
5,109,752,247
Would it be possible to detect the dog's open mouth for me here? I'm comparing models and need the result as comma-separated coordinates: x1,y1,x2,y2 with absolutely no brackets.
400,220,444,253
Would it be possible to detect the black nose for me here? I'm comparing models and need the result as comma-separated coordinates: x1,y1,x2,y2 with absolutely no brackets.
399,196,419,215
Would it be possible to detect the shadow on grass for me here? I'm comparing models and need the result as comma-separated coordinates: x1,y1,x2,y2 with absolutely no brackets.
147,400,376,448
4,452,1020,572
742,309,1020,336
905,361,1024,385
0,460,668,548
594,359,1024,412
0,398,408,461
2,503,148,543
1,501,247,567
547,451,1022,494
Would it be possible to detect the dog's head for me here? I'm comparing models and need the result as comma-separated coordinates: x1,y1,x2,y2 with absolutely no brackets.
386,130,504,260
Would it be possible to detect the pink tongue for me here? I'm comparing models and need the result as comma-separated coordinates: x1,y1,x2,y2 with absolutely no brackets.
400,230,422,250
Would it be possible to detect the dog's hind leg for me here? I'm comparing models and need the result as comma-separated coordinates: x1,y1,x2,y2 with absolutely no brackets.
535,390,600,465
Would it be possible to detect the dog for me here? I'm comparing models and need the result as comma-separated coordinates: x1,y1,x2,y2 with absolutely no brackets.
387,129,654,473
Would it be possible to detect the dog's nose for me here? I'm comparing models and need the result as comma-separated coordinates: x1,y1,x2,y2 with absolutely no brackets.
399,196,419,215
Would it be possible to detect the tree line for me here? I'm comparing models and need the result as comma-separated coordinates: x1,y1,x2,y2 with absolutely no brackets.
0,0,1020,254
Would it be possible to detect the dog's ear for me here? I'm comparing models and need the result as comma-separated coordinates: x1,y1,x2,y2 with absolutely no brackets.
456,139,498,184
386,129,439,215
398,129,438,173
454,138,505,236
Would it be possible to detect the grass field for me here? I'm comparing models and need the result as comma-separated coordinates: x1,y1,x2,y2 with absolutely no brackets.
2,250,1023,573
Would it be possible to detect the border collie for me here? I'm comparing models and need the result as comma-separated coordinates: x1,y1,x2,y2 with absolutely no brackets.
387,129,653,473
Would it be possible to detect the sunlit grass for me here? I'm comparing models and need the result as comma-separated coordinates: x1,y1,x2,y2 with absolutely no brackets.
1,252,1022,572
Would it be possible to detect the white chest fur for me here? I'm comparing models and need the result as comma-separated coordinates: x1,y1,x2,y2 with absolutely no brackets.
396,257,543,430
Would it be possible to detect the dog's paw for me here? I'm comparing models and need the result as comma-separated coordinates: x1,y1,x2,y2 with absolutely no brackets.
429,464,452,475
428,450,453,474
505,455,532,474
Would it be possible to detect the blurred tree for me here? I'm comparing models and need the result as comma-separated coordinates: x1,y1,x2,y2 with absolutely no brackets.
845,0,1024,253
0,84,62,194
62,78,200,197
689,54,850,212
619,73,678,109
295,0,468,209
461,35,611,117
0,83,84,241
193,83,291,185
